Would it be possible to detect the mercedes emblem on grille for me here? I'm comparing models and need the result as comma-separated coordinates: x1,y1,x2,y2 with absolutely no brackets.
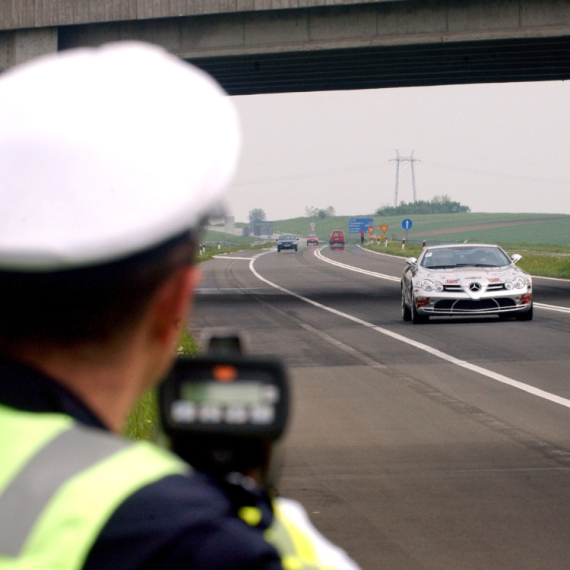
469,282,482,292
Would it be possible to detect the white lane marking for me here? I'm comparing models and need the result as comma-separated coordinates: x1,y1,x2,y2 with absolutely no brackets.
314,247,400,282
532,276,570,283
356,244,401,258
319,247,570,315
196,288,286,295
536,303,570,314
213,256,256,260
249,256,570,410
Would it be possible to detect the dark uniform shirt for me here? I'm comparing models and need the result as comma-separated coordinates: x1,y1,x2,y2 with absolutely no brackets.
0,358,284,570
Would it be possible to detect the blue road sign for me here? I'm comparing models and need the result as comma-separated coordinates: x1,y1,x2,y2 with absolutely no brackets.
349,217,374,234
402,219,413,230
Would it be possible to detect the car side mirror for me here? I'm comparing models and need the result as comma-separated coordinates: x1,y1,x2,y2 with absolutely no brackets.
405,257,418,266
511,254,522,264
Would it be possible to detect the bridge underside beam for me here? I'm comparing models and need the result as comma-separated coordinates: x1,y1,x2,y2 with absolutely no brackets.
55,1,570,94
187,36,570,95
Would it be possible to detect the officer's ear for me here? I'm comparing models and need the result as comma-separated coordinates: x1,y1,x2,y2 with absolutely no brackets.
149,265,201,345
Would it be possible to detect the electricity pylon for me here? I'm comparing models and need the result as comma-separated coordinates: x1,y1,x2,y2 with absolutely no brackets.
389,150,420,206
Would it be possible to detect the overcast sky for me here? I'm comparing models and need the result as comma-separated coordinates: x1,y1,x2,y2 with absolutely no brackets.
222,80,570,224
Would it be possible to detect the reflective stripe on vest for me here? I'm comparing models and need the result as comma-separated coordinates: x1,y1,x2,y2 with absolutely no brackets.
0,405,189,570
0,425,129,556
238,501,324,570
262,499,358,570
265,506,322,570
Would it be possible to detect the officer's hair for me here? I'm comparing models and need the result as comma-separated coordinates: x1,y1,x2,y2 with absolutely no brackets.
0,232,198,349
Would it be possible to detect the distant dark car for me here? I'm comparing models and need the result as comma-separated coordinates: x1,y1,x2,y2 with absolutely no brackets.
329,230,345,247
277,234,298,252
306,234,319,246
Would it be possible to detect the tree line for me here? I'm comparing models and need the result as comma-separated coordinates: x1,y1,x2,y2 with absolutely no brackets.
375,195,470,216
305,206,335,219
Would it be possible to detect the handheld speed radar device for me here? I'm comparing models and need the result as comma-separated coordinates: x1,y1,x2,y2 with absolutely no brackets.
159,355,289,478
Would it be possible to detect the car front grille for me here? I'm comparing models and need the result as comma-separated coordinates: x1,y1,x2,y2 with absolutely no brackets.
443,284,462,292
486,283,506,291
443,283,506,292
434,298,516,312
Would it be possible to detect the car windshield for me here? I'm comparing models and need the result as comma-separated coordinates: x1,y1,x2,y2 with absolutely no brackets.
420,246,511,269
279,235,295,240
308,234,317,237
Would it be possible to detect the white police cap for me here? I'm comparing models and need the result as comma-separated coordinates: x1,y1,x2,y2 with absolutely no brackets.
0,41,240,271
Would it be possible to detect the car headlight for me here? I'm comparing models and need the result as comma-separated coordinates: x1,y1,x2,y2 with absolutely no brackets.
505,280,514,290
420,279,443,292
513,276,526,289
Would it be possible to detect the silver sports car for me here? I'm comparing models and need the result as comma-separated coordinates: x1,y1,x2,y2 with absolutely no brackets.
401,244,533,324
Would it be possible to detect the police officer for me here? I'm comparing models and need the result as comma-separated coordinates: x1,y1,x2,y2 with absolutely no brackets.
0,43,361,570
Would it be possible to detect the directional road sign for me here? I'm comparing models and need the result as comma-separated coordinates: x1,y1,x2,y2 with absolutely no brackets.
402,219,413,230
349,217,374,234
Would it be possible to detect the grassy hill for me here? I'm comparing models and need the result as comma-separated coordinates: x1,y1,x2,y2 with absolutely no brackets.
272,213,570,248
200,229,254,245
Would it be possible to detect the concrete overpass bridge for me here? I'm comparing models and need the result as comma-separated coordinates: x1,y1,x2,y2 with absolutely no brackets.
1,1,570,94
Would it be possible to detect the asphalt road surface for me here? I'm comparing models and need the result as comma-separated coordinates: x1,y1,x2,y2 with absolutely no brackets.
190,242,570,570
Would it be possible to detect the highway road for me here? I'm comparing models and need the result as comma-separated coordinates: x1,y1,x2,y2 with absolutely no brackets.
189,242,570,570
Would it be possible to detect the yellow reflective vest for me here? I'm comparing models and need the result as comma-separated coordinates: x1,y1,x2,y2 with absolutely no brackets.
0,404,188,569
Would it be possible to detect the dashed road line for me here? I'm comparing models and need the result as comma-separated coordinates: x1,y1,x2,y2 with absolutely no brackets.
250,292,386,369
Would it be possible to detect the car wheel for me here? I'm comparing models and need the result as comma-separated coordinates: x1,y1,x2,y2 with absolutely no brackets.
401,286,411,321
515,303,533,321
411,292,429,324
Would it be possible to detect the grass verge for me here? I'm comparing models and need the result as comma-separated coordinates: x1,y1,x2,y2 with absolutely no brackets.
123,328,199,441
197,242,271,262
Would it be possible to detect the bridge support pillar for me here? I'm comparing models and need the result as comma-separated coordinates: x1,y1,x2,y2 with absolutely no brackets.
1,28,58,71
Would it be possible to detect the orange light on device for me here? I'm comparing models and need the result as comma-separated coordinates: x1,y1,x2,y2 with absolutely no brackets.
213,365,238,382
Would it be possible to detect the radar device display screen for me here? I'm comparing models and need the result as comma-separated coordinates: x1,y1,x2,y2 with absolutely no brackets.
159,356,289,440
